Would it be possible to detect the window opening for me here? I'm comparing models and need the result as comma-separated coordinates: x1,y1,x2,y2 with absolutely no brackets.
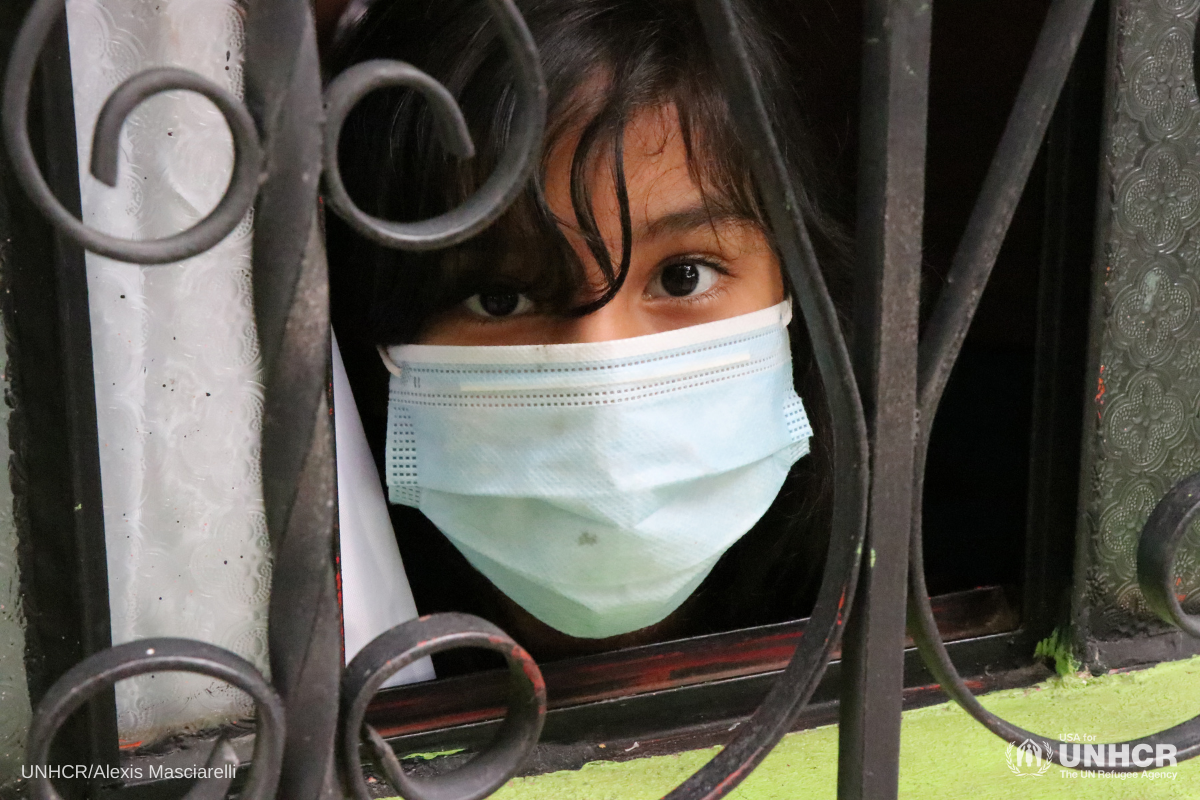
5,0,1178,796
321,0,1104,760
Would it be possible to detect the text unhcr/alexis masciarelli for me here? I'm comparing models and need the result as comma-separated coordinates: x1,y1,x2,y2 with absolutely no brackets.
21,764,236,781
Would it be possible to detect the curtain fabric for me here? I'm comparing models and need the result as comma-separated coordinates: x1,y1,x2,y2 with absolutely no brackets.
65,0,270,743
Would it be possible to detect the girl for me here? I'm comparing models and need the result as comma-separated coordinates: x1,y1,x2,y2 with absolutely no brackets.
326,0,849,665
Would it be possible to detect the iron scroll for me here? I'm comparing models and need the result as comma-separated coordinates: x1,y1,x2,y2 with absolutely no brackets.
26,639,285,800
339,614,546,800
906,0,1200,774
2,0,868,796
12,0,1194,797
321,0,548,251
1138,472,1200,637
1,0,263,265
4,0,551,798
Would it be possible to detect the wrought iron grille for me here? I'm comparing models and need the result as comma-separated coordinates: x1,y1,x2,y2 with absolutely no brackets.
4,0,1200,798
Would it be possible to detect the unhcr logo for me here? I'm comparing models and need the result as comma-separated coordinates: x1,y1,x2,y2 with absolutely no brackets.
1006,740,1052,776
1058,742,1177,769
1005,738,1181,779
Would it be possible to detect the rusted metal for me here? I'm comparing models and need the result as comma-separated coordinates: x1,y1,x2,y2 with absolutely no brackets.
340,614,546,800
363,587,1019,744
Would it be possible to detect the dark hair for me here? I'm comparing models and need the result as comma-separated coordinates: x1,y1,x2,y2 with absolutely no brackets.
326,0,850,658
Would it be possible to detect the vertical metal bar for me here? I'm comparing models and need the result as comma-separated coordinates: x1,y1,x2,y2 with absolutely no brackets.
243,1,340,798
837,1,929,798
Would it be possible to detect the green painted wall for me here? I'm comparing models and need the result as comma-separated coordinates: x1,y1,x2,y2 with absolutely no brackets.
396,656,1200,799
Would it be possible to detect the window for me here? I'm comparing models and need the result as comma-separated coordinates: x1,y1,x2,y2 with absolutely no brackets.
2,0,1198,798
318,0,1103,766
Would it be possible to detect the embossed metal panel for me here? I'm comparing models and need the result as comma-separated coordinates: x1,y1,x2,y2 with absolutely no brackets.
1077,0,1200,650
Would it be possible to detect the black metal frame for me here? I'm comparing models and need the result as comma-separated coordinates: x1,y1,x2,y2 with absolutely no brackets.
5,0,1200,798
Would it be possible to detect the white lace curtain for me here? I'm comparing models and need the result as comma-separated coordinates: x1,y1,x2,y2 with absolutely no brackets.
66,0,270,743
64,0,429,745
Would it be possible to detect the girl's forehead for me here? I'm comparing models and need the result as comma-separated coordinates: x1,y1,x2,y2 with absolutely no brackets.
546,101,683,171
544,103,700,229
621,104,683,156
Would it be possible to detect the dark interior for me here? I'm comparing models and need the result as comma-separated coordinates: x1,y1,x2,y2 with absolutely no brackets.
920,0,1050,595
771,0,1090,597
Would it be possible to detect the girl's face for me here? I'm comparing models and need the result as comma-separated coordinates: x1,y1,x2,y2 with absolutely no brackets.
418,103,785,345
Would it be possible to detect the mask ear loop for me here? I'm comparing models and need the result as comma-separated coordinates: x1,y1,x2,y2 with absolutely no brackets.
377,346,404,378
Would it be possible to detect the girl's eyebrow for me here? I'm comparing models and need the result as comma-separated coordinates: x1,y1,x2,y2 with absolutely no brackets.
638,205,750,241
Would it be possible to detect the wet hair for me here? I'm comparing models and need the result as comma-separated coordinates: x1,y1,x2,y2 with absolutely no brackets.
326,0,850,657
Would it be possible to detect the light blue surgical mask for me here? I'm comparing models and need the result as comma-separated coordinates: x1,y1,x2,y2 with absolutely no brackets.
379,301,811,639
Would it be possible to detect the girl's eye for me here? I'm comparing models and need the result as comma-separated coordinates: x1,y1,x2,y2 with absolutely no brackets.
463,291,535,319
648,261,721,298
